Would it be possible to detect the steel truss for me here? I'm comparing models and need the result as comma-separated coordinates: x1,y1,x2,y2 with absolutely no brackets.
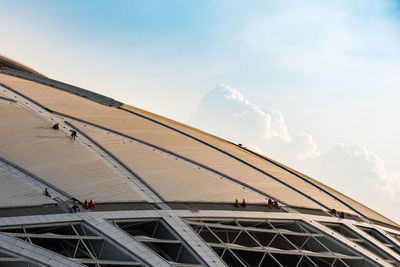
0,248,42,267
358,226,400,255
186,218,377,267
111,219,202,267
0,222,141,267
324,222,400,266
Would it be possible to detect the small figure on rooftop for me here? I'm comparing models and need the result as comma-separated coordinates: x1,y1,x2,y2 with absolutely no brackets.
268,198,273,209
72,202,80,212
52,123,59,130
339,211,345,219
44,187,51,197
70,130,77,139
234,199,240,207
273,200,279,209
83,200,88,209
329,208,337,216
89,199,96,211
241,199,246,207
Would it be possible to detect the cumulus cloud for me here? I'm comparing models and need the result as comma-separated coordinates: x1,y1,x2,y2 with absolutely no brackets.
295,133,320,160
190,84,317,163
191,84,292,143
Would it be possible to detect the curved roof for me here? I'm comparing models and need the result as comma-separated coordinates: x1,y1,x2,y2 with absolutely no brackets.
0,55,45,77
0,59,398,229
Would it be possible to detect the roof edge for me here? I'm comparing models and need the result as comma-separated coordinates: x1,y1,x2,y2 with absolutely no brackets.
0,55,46,78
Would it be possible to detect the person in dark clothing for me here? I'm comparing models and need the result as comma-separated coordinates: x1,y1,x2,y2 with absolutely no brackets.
241,199,246,207
70,130,77,139
329,208,337,216
72,203,80,212
268,198,273,209
339,212,345,219
273,201,279,209
52,123,59,130
44,187,51,197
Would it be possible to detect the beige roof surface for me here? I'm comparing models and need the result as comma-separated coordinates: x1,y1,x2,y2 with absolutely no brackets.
0,167,53,208
0,101,143,203
0,73,397,227
0,75,321,209
78,124,268,203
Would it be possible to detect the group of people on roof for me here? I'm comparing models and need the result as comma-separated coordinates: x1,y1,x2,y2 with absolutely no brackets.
52,123,77,139
83,200,96,211
234,199,246,207
267,198,279,209
330,208,345,219
234,198,280,209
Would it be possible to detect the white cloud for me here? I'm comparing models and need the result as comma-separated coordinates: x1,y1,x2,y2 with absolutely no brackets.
295,133,320,160
191,84,292,144
190,84,317,164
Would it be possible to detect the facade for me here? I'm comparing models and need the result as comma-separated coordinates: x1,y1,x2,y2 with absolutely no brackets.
0,55,399,266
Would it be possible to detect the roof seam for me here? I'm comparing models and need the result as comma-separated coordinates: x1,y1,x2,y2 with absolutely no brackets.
64,116,281,205
1,82,280,205
0,157,74,201
0,69,122,107
119,107,330,211
65,121,165,203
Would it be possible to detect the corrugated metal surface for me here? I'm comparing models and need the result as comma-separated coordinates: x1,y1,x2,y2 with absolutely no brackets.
0,74,396,226
0,166,53,207
81,125,268,203
0,76,319,209
0,101,143,203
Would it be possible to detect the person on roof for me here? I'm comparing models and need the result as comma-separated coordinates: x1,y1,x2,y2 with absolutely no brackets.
70,130,77,139
329,208,337,216
268,198,273,209
83,200,88,209
52,123,59,130
44,187,51,197
241,199,246,207
273,200,279,209
89,200,96,211
234,199,240,207
339,211,345,219
72,202,80,212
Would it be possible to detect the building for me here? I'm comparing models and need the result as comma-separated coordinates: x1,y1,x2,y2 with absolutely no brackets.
0,55,399,266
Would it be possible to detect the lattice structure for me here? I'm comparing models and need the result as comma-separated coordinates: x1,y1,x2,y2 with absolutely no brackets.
0,222,141,267
358,226,400,255
112,219,203,266
324,222,400,266
186,218,377,267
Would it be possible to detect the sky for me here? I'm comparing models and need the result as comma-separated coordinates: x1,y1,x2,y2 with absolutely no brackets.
1,0,400,223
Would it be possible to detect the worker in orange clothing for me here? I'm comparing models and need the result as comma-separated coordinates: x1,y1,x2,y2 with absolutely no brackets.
83,200,89,209
89,200,95,211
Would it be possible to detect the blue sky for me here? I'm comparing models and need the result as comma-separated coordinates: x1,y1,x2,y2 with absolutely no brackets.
2,0,400,222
